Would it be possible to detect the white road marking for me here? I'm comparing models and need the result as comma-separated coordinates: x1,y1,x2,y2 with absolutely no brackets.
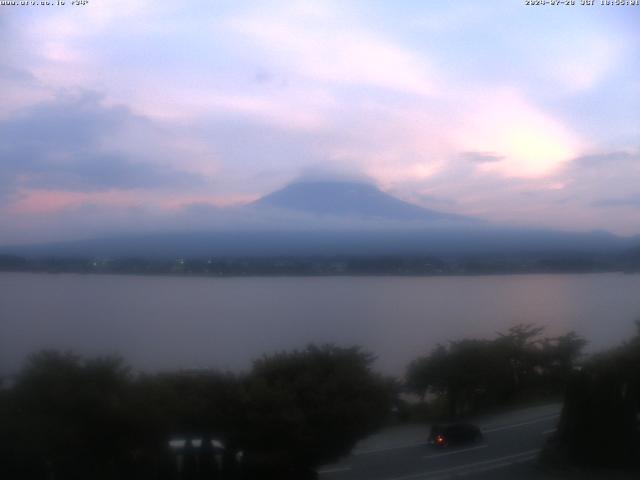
422,444,488,459
482,414,559,433
385,449,540,480
426,449,539,479
542,428,557,435
318,466,352,475
481,412,559,429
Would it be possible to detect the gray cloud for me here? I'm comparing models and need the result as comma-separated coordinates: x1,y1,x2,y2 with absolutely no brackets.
411,192,458,206
0,64,35,83
23,154,203,192
572,151,636,168
460,151,504,163
253,69,274,84
592,195,640,208
0,92,205,196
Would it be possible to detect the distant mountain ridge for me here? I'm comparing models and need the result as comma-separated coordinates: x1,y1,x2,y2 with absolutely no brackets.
253,180,472,223
1,180,638,260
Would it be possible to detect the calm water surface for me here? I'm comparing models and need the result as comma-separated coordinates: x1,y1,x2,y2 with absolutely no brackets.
1,272,639,376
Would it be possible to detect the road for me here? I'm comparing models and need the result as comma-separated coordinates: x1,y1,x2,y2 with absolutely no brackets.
317,403,561,480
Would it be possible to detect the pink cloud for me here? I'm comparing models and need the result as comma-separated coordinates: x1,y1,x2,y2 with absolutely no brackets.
7,190,141,215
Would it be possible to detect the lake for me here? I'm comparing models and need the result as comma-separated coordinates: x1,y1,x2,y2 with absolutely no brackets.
1,272,639,377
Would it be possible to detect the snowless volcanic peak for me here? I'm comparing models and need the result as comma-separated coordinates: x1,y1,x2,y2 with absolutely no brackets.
254,180,468,222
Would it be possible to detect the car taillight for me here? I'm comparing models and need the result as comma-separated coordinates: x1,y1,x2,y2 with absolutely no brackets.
435,435,445,446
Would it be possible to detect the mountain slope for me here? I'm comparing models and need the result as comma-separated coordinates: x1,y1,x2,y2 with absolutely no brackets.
1,228,631,259
253,180,471,222
0,181,634,259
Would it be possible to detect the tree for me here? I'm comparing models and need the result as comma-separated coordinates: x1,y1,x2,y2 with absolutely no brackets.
406,344,449,401
547,322,639,468
126,369,243,479
1,345,396,479
407,339,513,417
238,345,395,479
495,324,545,394
1,351,135,480
539,331,588,391
406,325,587,418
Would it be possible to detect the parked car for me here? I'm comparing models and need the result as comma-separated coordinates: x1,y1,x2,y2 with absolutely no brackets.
428,423,484,448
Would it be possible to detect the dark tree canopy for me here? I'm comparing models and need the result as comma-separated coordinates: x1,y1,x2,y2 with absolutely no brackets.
1,351,135,480
406,324,587,418
547,321,640,468
0,345,395,480
239,345,395,476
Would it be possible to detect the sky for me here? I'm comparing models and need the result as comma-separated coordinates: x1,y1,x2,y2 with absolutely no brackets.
0,0,638,244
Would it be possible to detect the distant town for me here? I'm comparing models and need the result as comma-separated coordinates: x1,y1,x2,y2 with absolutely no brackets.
1,250,639,277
